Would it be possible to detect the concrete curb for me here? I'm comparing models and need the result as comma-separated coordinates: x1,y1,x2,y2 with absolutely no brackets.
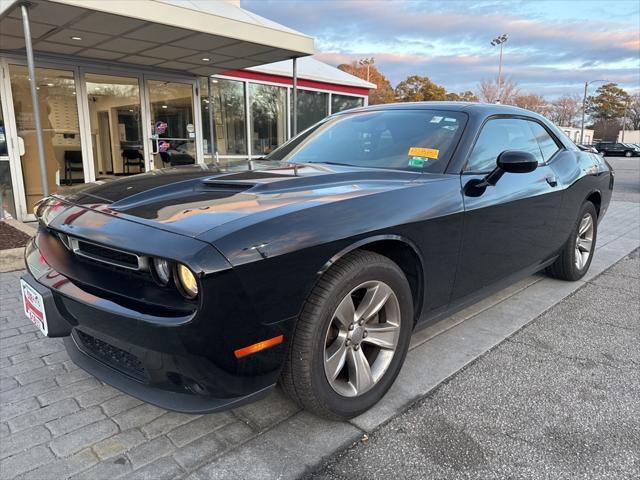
4,218,37,237
0,219,33,272
0,247,25,273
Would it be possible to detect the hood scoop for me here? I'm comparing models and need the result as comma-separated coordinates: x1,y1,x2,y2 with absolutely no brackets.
199,181,255,192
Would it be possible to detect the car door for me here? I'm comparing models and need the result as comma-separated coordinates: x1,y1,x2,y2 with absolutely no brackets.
451,116,564,301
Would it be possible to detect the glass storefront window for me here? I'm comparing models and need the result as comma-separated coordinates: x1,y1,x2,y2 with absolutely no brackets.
294,90,328,133
250,83,286,155
85,73,143,177
211,79,247,155
147,80,196,170
200,77,214,158
9,65,83,213
1,97,17,219
331,94,364,114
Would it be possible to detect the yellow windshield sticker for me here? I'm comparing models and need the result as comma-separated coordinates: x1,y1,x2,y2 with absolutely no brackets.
408,147,439,159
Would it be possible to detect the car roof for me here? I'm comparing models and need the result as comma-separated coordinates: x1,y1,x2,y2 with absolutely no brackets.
341,101,549,121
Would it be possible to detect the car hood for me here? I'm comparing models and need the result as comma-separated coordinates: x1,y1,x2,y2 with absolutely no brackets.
54,163,434,238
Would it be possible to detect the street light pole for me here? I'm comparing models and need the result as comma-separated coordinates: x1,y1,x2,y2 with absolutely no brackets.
580,79,608,144
491,34,508,103
580,81,588,145
358,58,374,82
497,42,504,99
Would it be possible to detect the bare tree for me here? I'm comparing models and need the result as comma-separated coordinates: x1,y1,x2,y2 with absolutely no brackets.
549,94,581,127
477,77,519,104
628,92,640,130
513,93,552,116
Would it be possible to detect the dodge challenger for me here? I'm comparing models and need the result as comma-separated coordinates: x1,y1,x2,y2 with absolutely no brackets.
21,102,613,419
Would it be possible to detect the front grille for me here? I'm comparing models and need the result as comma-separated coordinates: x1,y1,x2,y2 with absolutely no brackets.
75,330,147,381
75,240,140,269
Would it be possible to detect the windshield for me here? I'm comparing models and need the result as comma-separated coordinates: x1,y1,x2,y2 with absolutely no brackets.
265,109,467,172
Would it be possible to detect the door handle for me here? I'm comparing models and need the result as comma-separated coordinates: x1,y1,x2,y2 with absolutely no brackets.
545,175,558,187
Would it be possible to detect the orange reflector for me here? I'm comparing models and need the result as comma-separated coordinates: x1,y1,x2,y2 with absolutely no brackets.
234,335,284,359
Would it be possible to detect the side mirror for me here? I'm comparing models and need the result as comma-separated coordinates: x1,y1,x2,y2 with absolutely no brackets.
464,150,538,196
497,150,538,174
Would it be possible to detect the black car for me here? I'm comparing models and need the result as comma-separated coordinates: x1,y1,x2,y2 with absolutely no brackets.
595,142,640,157
21,102,613,419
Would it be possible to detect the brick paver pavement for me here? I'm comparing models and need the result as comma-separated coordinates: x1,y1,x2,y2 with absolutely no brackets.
0,268,301,479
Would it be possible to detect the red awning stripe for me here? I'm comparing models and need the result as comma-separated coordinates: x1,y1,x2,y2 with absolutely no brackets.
220,69,371,96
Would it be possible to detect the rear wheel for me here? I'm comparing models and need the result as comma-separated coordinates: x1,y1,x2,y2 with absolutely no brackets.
280,250,413,420
547,201,597,281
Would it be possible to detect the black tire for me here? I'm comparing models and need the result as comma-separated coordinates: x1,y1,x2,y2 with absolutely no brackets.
280,250,413,420
624,151,632,157
547,201,598,281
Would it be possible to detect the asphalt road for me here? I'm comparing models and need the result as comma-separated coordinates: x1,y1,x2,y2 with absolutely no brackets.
607,156,640,203
308,249,640,480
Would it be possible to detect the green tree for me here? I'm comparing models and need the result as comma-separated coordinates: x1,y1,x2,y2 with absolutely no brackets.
338,60,395,105
395,75,447,102
586,83,630,122
586,83,630,141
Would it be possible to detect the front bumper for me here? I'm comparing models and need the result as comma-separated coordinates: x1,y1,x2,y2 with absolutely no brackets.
23,227,292,413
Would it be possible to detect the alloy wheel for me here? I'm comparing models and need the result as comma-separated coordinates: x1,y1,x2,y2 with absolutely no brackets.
575,213,594,270
323,280,401,397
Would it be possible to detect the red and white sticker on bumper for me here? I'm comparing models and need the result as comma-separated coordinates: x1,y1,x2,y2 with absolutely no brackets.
20,279,48,336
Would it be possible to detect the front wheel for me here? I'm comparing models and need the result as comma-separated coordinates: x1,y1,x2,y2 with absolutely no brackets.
280,250,413,420
547,201,597,281
624,151,633,157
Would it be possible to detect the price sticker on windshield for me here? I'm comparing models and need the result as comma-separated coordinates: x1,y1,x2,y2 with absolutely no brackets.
408,147,439,159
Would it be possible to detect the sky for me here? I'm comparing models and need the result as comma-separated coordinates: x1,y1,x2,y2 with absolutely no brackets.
241,0,640,98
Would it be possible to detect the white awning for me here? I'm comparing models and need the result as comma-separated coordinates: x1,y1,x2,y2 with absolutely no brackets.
248,56,377,90
0,0,314,75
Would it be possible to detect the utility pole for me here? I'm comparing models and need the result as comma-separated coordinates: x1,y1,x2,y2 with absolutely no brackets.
580,79,608,144
491,34,508,103
621,100,628,142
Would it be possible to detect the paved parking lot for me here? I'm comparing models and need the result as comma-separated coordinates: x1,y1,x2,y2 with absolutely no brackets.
608,156,640,203
310,248,640,479
1,159,638,479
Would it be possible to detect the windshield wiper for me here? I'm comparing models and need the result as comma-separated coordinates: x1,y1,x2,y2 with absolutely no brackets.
305,161,352,167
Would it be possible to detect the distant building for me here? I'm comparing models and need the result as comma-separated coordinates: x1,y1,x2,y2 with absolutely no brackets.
559,126,594,144
617,130,640,144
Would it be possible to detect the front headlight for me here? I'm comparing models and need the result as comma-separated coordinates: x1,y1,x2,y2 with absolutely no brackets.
151,258,172,286
176,264,198,299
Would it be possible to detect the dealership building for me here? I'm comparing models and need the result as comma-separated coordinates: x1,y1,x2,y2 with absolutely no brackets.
0,0,374,220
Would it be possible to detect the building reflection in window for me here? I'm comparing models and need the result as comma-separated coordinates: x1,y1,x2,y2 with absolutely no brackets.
211,79,247,155
250,83,286,156
331,94,364,114
294,90,328,133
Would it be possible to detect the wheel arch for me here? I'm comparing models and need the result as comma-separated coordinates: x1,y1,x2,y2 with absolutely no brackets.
585,189,602,216
318,235,425,324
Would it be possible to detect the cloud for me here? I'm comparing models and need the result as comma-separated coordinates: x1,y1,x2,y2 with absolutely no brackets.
242,0,640,96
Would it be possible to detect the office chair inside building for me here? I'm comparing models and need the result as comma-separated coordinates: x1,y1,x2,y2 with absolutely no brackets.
63,151,83,185
122,149,145,174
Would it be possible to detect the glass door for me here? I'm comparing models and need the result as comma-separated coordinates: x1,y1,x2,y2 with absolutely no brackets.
7,64,86,215
84,73,144,179
145,78,199,171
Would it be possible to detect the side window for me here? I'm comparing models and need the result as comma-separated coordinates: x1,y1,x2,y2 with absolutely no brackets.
465,118,543,173
527,121,560,162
